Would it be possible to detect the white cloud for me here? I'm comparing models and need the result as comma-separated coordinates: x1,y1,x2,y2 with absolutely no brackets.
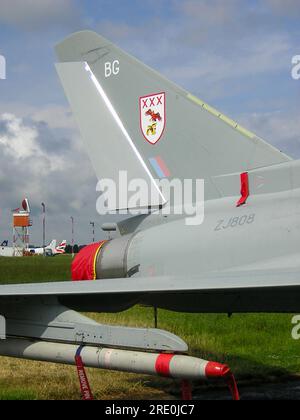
0,103,76,131
0,113,41,159
0,0,80,29
0,113,63,170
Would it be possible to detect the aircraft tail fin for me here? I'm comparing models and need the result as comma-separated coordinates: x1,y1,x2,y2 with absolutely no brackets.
55,31,291,204
56,240,67,254
48,240,57,251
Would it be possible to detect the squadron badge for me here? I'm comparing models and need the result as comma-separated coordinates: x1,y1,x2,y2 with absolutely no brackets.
140,92,166,145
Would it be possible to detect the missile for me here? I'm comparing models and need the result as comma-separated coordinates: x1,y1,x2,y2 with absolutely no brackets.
0,338,239,399
0,338,222,379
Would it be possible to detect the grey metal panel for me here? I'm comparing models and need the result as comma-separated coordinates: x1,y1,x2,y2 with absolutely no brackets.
212,172,241,199
1,299,187,352
101,223,117,232
72,322,188,352
213,160,300,199
291,160,300,190
249,162,293,195
96,235,132,278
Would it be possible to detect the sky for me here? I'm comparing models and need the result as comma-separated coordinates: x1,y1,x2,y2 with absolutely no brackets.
0,0,299,246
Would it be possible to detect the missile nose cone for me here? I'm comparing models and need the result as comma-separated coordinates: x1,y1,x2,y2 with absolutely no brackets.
205,362,240,401
205,362,230,378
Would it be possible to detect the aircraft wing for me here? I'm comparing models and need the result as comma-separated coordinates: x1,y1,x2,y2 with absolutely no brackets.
1,269,300,313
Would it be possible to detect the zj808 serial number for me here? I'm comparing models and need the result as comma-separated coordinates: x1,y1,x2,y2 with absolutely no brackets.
215,214,256,232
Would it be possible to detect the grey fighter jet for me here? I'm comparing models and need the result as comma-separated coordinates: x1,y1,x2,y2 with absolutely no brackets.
0,32,300,383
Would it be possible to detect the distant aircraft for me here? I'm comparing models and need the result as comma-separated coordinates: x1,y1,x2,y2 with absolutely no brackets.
28,240,57,256
1,31,300,396
0,240,66,257
29,240,67,256
0,241,13,257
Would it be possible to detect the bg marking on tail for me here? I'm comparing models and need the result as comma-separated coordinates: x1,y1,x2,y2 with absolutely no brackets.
105,60,120,78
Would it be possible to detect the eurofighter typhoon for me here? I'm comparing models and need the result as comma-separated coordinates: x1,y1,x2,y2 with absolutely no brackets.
0,31,299,397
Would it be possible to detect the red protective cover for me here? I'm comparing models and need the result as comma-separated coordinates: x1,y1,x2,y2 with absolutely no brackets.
71,241,106,281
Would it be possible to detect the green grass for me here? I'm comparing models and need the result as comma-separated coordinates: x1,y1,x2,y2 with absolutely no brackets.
0,389,37,401
0,256,300,399
0,255,72,284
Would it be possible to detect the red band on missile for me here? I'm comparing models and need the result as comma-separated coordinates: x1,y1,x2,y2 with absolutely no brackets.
155,354,174,377
237,172,249,207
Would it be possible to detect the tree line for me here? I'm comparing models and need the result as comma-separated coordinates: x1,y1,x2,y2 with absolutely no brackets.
64,244,87,254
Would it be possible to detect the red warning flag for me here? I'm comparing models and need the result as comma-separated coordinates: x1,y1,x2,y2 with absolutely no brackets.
237,172,249,207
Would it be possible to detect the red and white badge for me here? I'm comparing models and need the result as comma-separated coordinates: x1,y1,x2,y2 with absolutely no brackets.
140,92,166,145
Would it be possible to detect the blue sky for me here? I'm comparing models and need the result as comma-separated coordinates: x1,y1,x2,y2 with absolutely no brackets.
0,0,300,246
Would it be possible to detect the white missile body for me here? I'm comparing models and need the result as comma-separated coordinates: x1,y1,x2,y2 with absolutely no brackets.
0,338,228,381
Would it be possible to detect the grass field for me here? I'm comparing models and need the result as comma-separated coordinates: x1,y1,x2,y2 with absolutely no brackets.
0,256,299,400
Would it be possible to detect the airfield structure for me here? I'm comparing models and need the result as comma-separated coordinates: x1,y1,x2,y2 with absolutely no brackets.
12,199,32,257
